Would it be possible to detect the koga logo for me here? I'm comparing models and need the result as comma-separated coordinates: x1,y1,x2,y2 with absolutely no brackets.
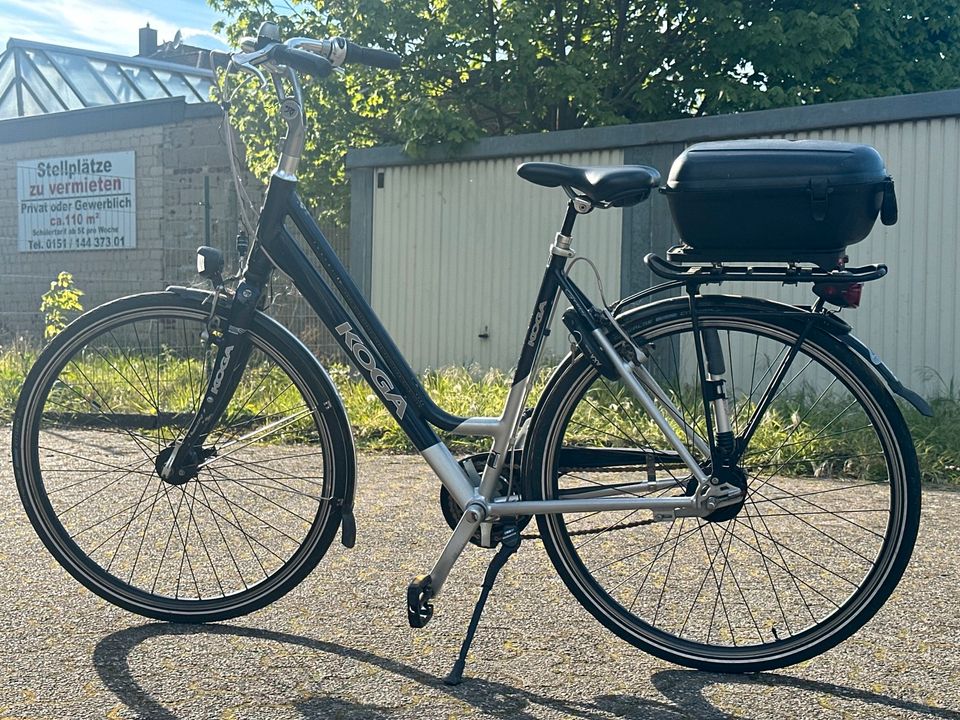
209,345,234,397
336,322,407,418
528,301,548,348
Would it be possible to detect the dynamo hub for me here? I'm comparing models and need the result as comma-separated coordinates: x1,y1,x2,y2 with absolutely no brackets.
155,445,205,486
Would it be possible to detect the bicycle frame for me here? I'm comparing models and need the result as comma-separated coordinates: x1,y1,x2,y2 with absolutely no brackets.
160,170,740,591
158,58,749,594
244,173,713,504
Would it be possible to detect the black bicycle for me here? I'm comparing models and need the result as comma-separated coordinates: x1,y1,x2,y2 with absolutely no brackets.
12,22,929,681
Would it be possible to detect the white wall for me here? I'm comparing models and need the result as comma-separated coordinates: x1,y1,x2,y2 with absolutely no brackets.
371,150,624,371
369,116,960,397
717,119,960,396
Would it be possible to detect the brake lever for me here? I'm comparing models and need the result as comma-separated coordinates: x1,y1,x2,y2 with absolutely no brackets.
229,55,268,86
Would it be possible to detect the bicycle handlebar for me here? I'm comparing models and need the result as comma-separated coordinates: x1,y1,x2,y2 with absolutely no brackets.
272,44,334,78
343,40,402,70
222,30,401,82
209,49,232,72
215,24,402,181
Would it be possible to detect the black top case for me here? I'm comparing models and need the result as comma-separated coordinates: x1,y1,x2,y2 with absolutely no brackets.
662,139,898,268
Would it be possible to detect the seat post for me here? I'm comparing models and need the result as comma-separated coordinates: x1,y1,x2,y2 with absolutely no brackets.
551,200,580,257
560,200,579,237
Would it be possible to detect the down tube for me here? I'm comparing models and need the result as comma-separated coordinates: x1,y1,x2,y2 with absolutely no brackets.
265,226,441,452
286,192,468,432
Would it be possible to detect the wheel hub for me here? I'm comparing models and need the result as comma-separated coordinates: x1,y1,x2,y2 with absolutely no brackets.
683,464,749,523
703,465,749,523
155,445,203,485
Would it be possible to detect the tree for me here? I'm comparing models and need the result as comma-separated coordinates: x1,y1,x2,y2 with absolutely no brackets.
209,1,960,226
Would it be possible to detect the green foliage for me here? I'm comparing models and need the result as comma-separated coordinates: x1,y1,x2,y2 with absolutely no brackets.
210,1,960,226
1,338,960,482
0,339,35,419
328,364,550,452
39,272,84,341
566,382,892,481
907,374,960,482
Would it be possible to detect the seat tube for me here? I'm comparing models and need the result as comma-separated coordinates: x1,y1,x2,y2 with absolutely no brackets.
477,205,578,499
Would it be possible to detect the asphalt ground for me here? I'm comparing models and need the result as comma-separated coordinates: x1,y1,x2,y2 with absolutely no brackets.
1,428,959,720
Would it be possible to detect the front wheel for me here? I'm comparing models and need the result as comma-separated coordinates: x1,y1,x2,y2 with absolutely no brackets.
12,291,355,622
526,296,920,672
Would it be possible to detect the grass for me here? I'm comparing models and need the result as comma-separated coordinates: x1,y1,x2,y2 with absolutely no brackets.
326,364,550,453
1,343,957,484
0,340,36,420
908,395,960,484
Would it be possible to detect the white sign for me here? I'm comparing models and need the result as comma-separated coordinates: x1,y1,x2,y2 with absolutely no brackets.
17,151,136,252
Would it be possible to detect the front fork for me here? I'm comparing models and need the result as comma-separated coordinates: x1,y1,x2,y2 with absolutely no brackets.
159,279,262,481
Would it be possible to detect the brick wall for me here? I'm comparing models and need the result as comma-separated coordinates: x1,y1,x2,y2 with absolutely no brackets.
0,111,246,338
0,101,350,357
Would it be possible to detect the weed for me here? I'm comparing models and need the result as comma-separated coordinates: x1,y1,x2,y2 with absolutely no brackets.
39,272,84,340
0,344,956,483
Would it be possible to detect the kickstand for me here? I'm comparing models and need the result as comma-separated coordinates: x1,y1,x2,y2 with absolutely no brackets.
443,522,521,686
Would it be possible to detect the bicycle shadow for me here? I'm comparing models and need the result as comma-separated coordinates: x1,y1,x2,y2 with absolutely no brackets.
648,670,960,720
92,624,959,720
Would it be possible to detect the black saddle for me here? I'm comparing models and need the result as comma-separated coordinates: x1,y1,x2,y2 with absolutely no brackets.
517,162,661,208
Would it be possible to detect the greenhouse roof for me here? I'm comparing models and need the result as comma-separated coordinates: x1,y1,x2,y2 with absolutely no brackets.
0,38,215,121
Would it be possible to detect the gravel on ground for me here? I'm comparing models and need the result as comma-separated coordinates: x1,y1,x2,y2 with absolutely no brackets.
1,427,959,720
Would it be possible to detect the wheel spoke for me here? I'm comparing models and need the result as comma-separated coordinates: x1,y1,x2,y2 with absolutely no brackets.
19,300,340,620
535,307,916,668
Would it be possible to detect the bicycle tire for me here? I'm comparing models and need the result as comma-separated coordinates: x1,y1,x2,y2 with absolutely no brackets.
12,290,355,622
525,295,920,672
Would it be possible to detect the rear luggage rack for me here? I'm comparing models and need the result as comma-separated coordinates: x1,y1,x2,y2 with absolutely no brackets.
646,252,888,285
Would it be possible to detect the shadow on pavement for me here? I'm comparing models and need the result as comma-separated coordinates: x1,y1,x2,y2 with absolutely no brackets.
649,670,960,720
92,624,959,720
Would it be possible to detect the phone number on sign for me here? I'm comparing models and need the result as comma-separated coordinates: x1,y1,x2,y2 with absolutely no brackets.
37,236,128,251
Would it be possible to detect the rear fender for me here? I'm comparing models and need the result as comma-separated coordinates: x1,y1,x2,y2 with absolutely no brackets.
839,333,933,416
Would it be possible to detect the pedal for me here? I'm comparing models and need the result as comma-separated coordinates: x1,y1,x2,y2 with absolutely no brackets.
407,574,434,628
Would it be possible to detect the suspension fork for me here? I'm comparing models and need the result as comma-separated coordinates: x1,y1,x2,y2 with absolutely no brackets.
160,252,271,479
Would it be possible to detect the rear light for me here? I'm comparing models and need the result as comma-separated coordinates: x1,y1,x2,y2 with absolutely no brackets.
813,281,863,308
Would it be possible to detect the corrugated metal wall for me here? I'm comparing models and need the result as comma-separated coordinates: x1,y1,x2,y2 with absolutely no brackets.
364,107,960,393
718,119,959,395
371,150,624,371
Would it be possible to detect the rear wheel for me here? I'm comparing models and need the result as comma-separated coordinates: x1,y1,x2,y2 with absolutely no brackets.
526,297,920,672
13,292,354,622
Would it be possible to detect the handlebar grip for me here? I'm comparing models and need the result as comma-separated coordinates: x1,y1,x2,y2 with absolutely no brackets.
272,45,334,78
345,41,402,70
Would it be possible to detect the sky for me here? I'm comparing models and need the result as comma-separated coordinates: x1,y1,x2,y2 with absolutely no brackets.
0,0,234,56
